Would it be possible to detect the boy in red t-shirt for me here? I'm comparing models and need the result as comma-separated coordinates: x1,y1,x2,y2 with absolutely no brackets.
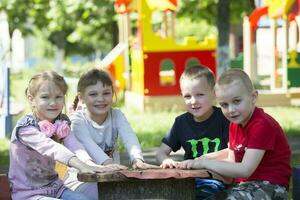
177,69,291,199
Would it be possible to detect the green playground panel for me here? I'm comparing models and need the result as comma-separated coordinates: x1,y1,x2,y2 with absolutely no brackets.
287,51,300,88
288,68,300,88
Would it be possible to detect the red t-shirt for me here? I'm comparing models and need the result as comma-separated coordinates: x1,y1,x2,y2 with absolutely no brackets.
229,107,291,187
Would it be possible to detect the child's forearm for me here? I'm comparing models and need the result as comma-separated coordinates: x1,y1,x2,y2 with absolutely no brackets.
156,144,173,164
199,148,229,161
68,156,94,173
202,159,252,178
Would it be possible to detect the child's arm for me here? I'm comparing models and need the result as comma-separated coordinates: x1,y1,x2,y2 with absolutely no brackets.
132,158,160,169
64,132,127,171
71,118,112,165
178,148,265,178
68,156,127,173
197,148,229,161
116,110,144,164
156,143,178,168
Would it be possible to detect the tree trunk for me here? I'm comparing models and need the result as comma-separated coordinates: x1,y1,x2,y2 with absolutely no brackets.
54,47,65,75
217,0,230,77
53,31,66,75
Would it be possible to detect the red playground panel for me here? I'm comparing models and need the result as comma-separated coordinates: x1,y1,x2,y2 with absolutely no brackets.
143,50,216,96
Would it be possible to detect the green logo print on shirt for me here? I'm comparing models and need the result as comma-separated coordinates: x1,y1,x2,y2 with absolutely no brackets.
187,138,221,158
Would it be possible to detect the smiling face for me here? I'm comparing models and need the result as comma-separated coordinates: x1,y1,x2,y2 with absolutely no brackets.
180,77,215,122
79,81,113,124
29,81,65,122
215,80,257,126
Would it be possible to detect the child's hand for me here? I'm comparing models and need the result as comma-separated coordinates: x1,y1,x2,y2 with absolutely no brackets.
105,163,128,171
132,159,160,169
89,164,127,173
177,159,204,169
102,158,113,165
77,165,96,174
160,158,178,169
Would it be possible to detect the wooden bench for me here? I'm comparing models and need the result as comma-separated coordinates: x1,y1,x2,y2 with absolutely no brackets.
0,174,11,200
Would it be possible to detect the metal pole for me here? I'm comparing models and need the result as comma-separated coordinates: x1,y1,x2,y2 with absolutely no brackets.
4,65,11,137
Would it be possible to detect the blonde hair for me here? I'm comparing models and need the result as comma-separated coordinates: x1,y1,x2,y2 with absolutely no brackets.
217,69,254,93
180,64,215,89
25,71,68,98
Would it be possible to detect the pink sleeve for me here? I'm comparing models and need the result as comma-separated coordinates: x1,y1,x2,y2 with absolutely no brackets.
18,126,75,165
63,133,92,163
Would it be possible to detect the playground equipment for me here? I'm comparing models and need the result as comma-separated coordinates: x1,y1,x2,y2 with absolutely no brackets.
243,0,300,106
102,0,217,111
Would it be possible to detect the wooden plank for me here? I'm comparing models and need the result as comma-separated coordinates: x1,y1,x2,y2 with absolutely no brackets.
0,174,11,200
78,168,209,182
78,168,232,184
98,178,195,200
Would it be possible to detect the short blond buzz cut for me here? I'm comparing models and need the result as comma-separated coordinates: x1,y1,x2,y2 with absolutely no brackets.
216,69,255,93
180,64,215,90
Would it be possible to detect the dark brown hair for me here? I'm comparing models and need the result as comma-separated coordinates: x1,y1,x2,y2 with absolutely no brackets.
73,68,114,110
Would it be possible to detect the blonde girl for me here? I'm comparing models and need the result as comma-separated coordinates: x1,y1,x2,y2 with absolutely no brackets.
9,71,125,200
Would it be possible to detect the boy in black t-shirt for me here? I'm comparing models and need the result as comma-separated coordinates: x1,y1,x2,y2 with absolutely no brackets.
156,65,229,199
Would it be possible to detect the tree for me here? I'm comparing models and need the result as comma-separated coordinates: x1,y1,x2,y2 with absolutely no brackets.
0,0,118,72
217,0,230,76
177,0,255,74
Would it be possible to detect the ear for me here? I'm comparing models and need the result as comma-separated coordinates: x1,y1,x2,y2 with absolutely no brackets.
251,90,258,104
77,92,84,104
27,94,35,107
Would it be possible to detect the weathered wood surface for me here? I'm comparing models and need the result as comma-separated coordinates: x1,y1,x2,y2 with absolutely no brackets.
0,174,11,200
78,168,232,184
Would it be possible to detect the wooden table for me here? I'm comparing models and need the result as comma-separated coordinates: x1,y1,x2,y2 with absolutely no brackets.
78,168,230,200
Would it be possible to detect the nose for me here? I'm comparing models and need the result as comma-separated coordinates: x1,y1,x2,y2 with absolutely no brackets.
97,95,104,101
49,98,57,106
228,104,235,113
190,96,196,104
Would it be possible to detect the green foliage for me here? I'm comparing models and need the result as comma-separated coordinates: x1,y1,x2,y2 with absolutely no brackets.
175,18,216,42
177,0,255,25
1,0,117,56
0,138,9,167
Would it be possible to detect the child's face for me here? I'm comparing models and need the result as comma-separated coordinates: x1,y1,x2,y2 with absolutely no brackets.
29,81,65,122
215,80,257,126
180,77,215,122
79,81,113,122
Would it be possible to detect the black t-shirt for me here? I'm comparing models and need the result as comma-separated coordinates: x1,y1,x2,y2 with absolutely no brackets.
162,107,229,160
